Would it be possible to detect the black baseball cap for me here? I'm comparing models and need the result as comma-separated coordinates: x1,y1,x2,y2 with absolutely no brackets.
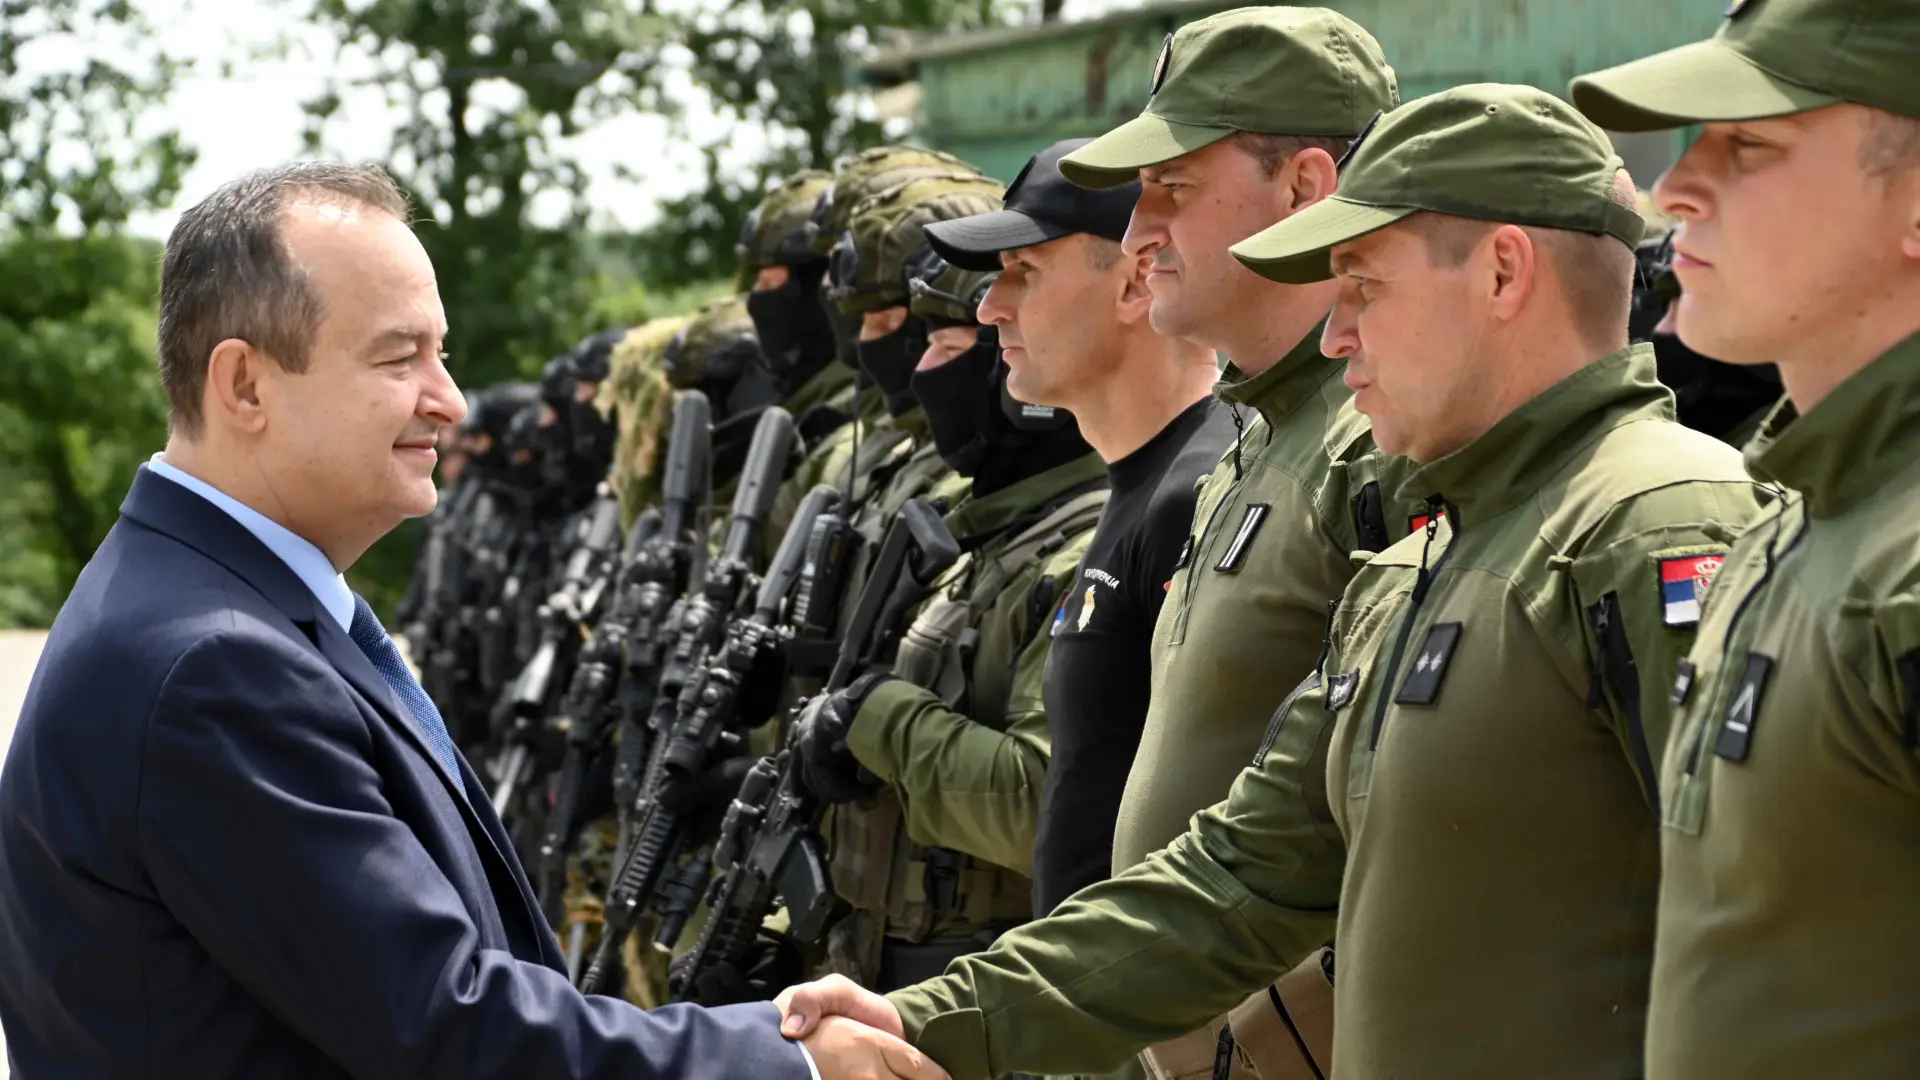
923,138,1142,272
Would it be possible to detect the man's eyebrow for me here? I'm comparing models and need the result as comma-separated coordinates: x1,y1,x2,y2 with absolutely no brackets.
365,325,445,355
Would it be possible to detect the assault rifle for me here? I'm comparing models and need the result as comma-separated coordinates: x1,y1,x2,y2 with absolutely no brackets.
534,392,712,918
669,497,960,1005
579,405,795,994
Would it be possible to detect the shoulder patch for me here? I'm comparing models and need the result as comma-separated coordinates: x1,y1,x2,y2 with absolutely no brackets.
1658,550,1727,627
1394,622,1462,706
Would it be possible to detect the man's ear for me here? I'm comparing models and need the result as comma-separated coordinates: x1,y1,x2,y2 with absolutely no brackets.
1483,225,1538,323
1899,171,1920,264
1115,252,1155,326
1275,147,1341,218
204,338,270,435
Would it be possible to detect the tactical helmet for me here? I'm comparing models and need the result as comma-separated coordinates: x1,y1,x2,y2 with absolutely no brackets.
806,145,983,257
907,246,996,327
830,173,1005,315
662,297,765,392
737,170,833,291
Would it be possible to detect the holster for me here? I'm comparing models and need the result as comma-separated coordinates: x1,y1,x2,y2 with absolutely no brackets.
1139,947,1334,1080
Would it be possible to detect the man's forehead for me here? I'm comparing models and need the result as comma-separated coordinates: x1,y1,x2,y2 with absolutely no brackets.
1328,228,1405,276
999,233,1076,266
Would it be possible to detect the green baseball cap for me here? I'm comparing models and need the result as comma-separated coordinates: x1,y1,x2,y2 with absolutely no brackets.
1059,6,1398,190
1230,83,1646,284
1571,0,1920,132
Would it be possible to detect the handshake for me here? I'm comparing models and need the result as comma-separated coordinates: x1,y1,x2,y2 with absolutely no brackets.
775,976,946,1080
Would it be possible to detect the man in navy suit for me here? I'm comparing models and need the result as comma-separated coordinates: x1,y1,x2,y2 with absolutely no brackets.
0,162,946,1080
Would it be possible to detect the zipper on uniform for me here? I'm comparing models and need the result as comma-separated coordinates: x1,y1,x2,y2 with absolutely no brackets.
1683,507,1808,775
1368,495,1456,750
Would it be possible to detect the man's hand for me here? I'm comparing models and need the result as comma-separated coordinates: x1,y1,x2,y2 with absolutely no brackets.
778,973,904,1039
793,679,890,804
800,1015,947,1080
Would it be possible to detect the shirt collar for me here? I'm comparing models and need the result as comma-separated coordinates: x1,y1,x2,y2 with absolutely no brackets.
1214,321,1344,424
1744,330,1920,518
145,454,356,632
1396,344,1674,526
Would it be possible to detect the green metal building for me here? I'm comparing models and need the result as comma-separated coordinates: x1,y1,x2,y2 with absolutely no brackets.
867,0,1720,186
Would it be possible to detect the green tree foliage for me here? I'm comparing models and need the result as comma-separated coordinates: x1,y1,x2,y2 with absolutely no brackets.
0,0,193,627
642,0,1019,286
300,0,674,390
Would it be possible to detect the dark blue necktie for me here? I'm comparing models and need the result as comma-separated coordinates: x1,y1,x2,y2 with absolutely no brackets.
348,594,463,779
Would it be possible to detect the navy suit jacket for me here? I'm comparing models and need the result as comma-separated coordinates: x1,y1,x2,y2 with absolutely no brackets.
0,469,809,1079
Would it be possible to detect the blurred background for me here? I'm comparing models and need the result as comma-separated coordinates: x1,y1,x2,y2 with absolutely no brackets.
0,0,1716,633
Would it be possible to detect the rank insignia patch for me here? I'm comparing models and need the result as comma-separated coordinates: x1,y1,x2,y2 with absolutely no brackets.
1214,503,1271,573
1326,671,1359,710
1395,622,1462,706
1659,553,1725,626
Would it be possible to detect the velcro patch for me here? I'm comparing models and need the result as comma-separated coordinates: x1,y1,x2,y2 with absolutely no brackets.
1713,652,1773,763
1394,622,1462,706
1214,503,1271,574
1659,552,1726,627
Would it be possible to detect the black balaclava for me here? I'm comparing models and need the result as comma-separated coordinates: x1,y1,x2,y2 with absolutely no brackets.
462,381,540,476
857,314,925,419
1632,235,1782,442
908,320,1088,498
747,257,839,393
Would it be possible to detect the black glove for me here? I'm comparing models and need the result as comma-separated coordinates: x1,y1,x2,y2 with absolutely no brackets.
794,672,893,804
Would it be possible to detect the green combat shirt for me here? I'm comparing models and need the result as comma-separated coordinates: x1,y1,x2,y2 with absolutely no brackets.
1114,329,1415,872
1651,332,1920,1080
889,347,1764,1080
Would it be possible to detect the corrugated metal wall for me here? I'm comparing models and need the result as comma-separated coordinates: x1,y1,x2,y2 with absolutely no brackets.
909,0,1722,183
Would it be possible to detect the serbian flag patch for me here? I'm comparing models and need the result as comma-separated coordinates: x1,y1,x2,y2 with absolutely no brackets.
1660,553,1725,626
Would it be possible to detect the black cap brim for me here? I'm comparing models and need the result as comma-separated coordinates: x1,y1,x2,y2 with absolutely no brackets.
924,210,1075,272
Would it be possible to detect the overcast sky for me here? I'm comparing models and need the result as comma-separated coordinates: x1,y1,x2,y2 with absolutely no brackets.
27,0,1134,239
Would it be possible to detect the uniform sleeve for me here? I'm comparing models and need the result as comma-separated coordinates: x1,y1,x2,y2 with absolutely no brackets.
886,679,1347,1080
1569,479,1761,807
843,545,1076,877
135,631,810,1080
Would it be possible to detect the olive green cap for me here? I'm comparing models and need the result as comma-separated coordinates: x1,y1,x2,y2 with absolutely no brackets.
831,173,1005,315
1231,83,1646,284
662,296,762,390
1573,0,1920,132
907,251,996,325
735,170,832,290
1060,6,1398,190
807,145,983,256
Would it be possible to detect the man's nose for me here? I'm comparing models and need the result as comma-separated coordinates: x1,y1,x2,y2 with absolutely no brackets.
423,354,467,426
1122,188,1170,260
977,278,1014,327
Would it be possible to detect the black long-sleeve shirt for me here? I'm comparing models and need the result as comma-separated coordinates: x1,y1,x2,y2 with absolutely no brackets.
1032,396,1238,914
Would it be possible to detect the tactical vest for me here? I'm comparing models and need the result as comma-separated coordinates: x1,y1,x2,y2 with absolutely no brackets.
825,488,1109,986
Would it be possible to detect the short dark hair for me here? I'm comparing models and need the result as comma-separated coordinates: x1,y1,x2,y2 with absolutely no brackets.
1860,107,1920,178
1232,131,1357,181
157,162,411,437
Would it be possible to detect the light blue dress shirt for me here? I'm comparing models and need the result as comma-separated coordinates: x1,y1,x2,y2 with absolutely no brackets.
145,455,356,633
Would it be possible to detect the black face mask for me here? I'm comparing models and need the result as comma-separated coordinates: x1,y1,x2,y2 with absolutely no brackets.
910,329,1084,484
747,262,837,384
567,398,616,473
857,319,923,418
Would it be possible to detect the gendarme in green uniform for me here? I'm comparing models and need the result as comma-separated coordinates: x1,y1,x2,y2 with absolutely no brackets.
1572,3,1920,1076
884,84,1765,1080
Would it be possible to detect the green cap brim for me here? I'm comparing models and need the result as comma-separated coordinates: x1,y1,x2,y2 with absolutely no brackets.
1059,113,1237,189
1229,198,1415,284
1571,39,1841,133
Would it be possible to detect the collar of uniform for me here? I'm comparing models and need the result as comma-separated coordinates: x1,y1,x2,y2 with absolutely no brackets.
1745,330,1920,518
945,451,1107,542
1397,344,1672,525
1213,320,1340,423
788,356,858,413
893,404,932,444
855,381,890,425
